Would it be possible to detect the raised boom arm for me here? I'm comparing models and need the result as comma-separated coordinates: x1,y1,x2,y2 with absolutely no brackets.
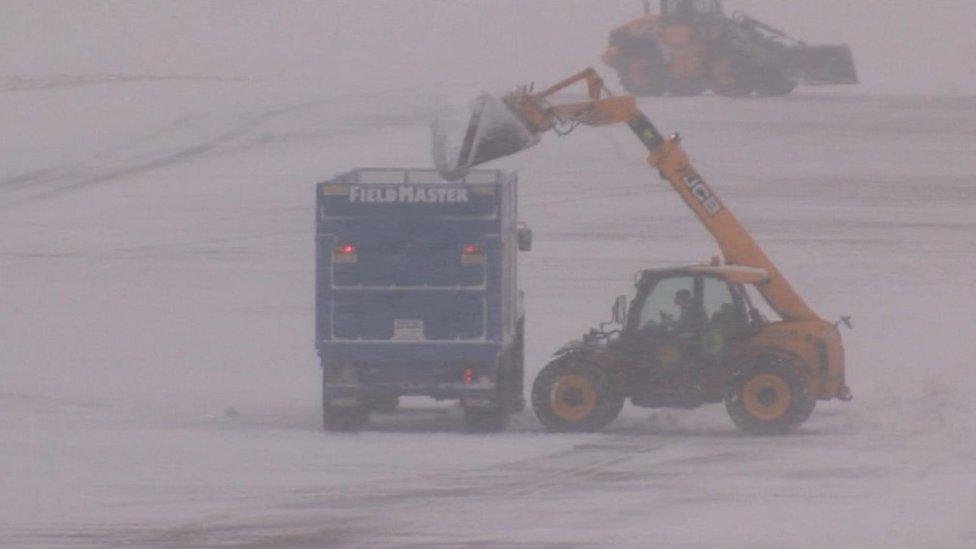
440,67,821,322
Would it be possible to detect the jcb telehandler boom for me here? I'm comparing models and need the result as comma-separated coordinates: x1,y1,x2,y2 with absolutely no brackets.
432,68,851,433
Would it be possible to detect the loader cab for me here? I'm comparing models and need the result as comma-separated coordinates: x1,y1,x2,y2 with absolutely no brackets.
622,266,760,370
661,0,724,25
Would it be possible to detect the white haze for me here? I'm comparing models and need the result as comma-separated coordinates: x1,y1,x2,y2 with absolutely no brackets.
2,1,975,96
1,2,974,547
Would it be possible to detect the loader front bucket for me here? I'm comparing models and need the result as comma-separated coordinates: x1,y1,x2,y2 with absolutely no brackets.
432,93,538,180
790,44,858,86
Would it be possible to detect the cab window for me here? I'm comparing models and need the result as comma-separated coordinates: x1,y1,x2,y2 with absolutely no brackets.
638,276,695,329
702,277,736,323
702,278,744,328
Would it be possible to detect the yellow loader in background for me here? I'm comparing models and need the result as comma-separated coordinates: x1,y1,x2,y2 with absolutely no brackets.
602,0,858,96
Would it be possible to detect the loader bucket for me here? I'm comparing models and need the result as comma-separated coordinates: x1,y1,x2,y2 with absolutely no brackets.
790,44,858,86
432,93,538,180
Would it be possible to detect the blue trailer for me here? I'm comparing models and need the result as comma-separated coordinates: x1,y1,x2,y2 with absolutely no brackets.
315,168,531,431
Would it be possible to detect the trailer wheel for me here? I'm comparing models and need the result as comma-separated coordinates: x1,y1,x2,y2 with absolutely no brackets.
668,78,707,97
322,370,370,432
323,404,370,432
724,353,814,435
463,405,510,433
532,356,623,432
367,395,399,414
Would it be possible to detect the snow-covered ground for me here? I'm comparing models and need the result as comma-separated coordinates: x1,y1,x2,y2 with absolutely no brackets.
2,2,975,548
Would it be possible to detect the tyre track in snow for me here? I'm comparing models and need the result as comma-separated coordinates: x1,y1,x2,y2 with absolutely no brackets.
0,85,435,212
0,100,321,211
0,74,248,94
43,436,672,548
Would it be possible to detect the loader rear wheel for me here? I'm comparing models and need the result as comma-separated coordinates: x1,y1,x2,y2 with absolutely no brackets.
618,50,668,97
710,57,754,97
532,357,623,432
668,78,707,97
724,354,814,435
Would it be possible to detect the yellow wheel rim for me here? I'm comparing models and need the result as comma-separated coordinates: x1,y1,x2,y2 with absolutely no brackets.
549,374,598,422
741,373,792,421
628,58,653,88
711,58,737,86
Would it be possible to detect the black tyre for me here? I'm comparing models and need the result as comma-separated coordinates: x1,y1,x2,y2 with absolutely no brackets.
667,78,708,97
532,356,624,432
709,56,755,97
367,395,399,414
755,73,797,96
724,353,815,435
617,47,669,97
323,404,370,432
463,405,510,433
322,369,370,432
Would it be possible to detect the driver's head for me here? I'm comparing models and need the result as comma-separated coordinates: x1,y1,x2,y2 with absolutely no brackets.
674,289,692,306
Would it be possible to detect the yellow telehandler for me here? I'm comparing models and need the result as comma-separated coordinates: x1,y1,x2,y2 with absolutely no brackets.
431,68,852,434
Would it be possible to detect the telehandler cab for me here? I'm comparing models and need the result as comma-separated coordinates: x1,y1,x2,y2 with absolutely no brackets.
431,68,852,434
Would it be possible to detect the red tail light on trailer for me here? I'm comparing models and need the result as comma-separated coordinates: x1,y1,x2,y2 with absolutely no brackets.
332,243,357,263
460,244,484,265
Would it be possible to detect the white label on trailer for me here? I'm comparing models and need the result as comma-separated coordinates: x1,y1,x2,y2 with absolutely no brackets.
348,185,470,204
392,319,425,341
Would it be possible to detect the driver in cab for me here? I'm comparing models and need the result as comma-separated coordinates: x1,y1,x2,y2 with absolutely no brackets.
672,289,706,334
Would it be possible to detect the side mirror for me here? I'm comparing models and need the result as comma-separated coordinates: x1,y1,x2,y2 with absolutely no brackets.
612,295,628,324
517,226,533,251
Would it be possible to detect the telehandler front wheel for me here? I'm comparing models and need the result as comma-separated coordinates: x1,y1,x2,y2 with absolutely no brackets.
532,357,624,432
724,354,815,435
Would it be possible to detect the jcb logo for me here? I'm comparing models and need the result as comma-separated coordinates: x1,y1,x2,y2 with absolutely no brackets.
681,171,722,215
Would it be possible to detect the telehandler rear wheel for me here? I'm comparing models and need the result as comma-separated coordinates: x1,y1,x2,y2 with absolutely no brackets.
724,354,814,435
532,357,624,432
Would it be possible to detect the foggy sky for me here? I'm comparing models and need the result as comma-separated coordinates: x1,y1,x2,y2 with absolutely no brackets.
2,0,974,97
